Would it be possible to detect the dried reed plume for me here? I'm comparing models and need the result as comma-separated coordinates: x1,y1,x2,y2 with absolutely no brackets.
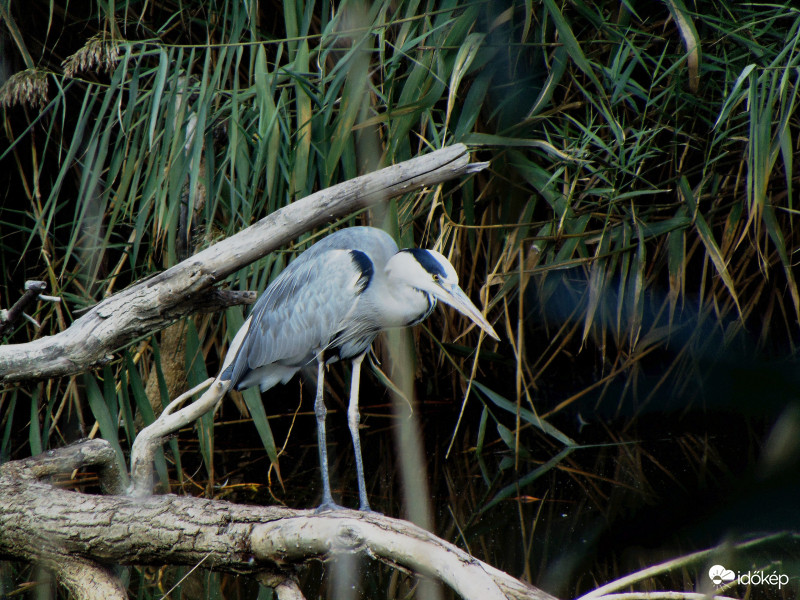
62,35,121,78
0,69,48,109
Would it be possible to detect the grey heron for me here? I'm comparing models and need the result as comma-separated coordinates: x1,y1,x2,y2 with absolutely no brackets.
218,226,498,511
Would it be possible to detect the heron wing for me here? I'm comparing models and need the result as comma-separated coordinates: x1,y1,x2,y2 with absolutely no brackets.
223,248,372,390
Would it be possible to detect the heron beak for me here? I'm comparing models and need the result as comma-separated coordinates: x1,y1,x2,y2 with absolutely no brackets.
434,282,500,340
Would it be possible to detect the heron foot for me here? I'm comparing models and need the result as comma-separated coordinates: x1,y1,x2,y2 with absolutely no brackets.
315,500,345,513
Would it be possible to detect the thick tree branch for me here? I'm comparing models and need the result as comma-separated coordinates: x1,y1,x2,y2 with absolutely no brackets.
0,144,485,383
0,438,125,495
0,441,555,600
251,513,509,600
52,558,127,600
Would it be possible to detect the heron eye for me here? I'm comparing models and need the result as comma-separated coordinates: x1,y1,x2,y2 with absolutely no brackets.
433,274,440,282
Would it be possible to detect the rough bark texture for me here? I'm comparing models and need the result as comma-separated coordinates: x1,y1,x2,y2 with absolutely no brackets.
0,144,484,383
53,558,127,600
0,441,556,600
0,438,125,495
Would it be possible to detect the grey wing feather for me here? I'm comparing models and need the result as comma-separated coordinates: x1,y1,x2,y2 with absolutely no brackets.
226,248,367,389
221,227,399,391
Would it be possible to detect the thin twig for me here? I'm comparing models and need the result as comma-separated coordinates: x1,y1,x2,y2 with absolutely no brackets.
0,280,48,338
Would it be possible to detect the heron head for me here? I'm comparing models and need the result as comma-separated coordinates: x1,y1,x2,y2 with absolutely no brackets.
387,249,499,340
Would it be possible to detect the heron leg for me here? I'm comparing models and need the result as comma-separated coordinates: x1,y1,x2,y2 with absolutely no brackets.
348,353,371,511
314,354,338,511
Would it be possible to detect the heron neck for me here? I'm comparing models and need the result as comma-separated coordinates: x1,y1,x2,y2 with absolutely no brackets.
373,272,435,329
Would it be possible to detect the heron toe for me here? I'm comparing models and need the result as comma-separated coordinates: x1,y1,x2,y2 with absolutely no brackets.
315,500,346,513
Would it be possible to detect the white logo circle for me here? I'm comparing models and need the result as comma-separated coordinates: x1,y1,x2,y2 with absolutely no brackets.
708,565,735,585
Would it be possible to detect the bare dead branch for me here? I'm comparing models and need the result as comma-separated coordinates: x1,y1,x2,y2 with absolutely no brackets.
0,438,124,495
129,377,223,495
52,558,127,600
0,280,48,338
251,512,510,600
191,288,257,313
0,441,555,600
0,144,486,384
